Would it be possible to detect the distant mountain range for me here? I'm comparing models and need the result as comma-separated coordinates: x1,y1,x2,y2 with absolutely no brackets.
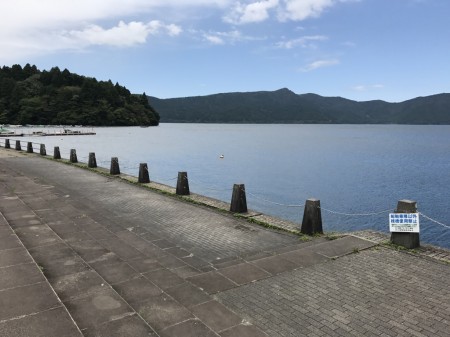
149,88,450,124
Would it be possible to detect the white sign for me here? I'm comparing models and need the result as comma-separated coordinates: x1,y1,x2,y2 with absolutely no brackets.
389,213,420,233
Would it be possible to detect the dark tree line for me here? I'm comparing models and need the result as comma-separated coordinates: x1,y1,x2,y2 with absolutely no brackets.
150,88,450,124
0,64,159,126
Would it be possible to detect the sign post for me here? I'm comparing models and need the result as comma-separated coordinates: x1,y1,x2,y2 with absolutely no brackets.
390,200,420,249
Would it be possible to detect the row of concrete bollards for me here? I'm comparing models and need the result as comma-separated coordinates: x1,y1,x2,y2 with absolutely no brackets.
3,140,46,155
3,141,420,248
60,149,425,248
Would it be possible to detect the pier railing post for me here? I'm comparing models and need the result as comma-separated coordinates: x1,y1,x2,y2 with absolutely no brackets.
40,144,46,156
15,140,21,151
176,172,190,195
27,142,33,153
5,139,10,149
138,163,150,183
301,198,323,235
53,146,61,159
230,184,247,213
390,200,420,249
110,157,120,175
88,152,97,168
70,149,77,163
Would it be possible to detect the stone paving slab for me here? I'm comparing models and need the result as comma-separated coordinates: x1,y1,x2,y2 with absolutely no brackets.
0,231,22,250
0,307,83,337
308,234,376,258
0,262,45,289
191,300,242,332
83,314,157,337
218,262,271,285
0,282,61,321
0,246,33,267
159,319,218,337
250,255,299,275
64,287,134,331
50,269,106,302
164,282,211,308
135,293,194,332
187,271,238,295
113,276,163,307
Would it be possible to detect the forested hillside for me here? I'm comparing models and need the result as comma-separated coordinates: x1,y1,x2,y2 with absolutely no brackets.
150,88,450,124
0,64,159,126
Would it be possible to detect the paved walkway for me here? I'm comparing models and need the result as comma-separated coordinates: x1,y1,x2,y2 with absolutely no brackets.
0,148,449,337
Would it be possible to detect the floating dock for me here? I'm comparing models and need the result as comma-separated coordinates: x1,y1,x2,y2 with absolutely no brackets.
26,130,96,136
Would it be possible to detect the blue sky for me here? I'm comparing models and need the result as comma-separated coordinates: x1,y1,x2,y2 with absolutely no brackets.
1,0,448,102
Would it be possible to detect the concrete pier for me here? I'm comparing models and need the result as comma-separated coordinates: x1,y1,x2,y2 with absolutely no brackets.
0,148,449,337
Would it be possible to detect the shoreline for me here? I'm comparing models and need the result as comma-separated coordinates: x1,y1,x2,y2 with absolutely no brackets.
1,146,449,264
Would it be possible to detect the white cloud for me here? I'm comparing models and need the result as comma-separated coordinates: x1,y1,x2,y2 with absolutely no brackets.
0,19,182,63
64,21,182,48
276,35,327,49
203,30,257,45
300,59,339,72
277,0,359,22
0,0,225,63
278,0,334,21
224,0,352,24
224,0,279,24
1,0,229,32
204,34,226,45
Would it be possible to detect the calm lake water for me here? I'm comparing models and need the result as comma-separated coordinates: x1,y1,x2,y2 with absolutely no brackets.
14,124,450,249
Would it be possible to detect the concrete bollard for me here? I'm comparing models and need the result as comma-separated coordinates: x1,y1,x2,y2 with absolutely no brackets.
70,149,77,163
176,172,190,195
138,163,150,183
5,139,10,149
15,140,21,151
40,144,46,156
110,157,120,175
27,142,33,153
54,146,61,159
230,184,247,213
301,198,323,235
88,152,97,168
390,200,420,249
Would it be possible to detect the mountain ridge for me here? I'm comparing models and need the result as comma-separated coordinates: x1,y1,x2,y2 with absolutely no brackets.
149,89,450,124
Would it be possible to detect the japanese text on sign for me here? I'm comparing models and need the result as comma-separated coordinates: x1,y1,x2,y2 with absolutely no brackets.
389,213,420,233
